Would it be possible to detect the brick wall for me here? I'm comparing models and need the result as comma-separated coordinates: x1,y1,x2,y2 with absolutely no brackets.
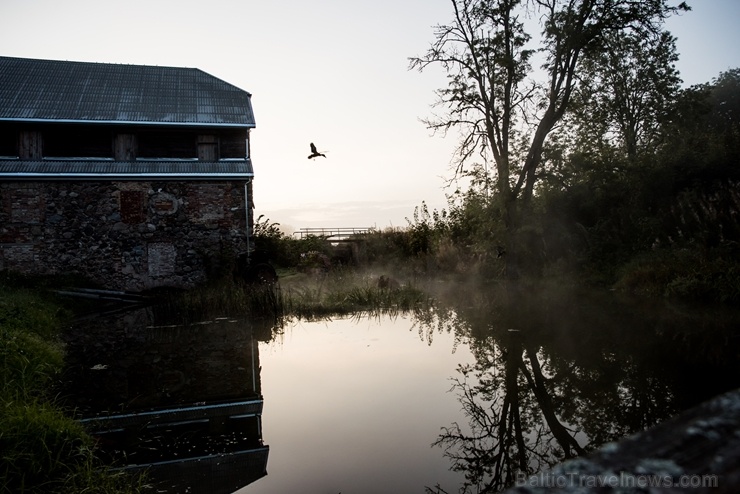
0,180,252,291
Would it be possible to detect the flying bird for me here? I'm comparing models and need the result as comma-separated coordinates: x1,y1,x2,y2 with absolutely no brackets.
307,142,327,159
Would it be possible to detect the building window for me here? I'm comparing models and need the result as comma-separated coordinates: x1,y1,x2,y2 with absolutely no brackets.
18,131,43,160
197,135,219,161
44,126,112,158
138,132,196,159
148,243,176,277
0,127,16,157
120,190,147,224
114,134,138,161
219,129,248,159
10,187,43,223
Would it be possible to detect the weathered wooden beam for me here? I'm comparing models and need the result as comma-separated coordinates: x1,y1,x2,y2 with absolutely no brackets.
114,133,137,160
18,130,42,159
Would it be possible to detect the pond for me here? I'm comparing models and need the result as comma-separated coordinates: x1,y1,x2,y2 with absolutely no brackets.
57,282,740,493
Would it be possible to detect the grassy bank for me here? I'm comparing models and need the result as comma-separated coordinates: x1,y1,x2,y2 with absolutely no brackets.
0,281,145,494
157,267,434,323
253,212,740,306
278,268,433,319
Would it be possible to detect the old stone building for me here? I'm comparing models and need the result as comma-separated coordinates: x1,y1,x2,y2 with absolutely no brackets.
0,56,257,290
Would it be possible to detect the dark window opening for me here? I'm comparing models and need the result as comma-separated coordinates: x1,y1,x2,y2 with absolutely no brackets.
138,132,196,159
0,125,17,157
44,126,112,158
219,129,248,159
120,190,147,224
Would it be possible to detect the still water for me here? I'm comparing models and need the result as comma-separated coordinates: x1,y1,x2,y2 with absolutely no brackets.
58,283,740,493
242,315,475,494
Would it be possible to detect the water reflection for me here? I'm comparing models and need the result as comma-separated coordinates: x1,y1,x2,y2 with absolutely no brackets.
58,306,276,494
419,283,740,493
55,283,740,494
241,314,476,494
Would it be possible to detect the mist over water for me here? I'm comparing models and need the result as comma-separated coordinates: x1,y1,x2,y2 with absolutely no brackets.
58,282,740,493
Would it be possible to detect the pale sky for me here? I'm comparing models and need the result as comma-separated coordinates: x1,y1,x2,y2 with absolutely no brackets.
2,1,738,231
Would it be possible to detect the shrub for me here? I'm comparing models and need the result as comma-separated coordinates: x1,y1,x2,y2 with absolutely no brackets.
615,248,740,303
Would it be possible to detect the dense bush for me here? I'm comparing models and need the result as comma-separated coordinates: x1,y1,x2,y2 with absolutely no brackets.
252,215,335,269
615,249,740,304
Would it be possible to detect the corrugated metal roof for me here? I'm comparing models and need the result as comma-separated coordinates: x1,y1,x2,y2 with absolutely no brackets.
0,159,254,180
0,57,255,127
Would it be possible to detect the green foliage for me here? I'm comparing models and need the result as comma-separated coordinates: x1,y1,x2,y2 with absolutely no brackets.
1,327,64,399
0,281,146,493
0,286,67,397
280,270,432,319
252,214,283,239
252,214,335,268
525,67,740,296
615,249,740,304
572,29,682,161
411,0,687,227
405,201,447,256
1,399,145,493
251,214,286,260
250,68,739,302
154,276,284,324
1,400,91,492
0,287,65,338
359,228,415,266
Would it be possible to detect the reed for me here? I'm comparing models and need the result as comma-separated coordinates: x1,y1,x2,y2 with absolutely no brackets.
281,270,432,319
1,398,146,493
154,278,285,323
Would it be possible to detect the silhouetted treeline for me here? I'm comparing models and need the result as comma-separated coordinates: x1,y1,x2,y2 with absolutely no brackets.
253,69,740,304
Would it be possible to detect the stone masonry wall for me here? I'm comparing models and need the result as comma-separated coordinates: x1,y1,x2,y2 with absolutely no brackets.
0,181,252,291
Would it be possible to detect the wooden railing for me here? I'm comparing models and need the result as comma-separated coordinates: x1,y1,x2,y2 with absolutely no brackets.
294,227,371,241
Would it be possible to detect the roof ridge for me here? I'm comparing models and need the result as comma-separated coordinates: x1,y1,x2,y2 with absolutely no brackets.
0,55,199,71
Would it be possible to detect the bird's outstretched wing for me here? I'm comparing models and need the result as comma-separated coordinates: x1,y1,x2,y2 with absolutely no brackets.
308,142,327,159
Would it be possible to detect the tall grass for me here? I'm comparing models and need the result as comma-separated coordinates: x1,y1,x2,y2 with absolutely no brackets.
154,277,285,323
1,285,66,397
0,281,146,494
280,269,433,319
153,267,433,323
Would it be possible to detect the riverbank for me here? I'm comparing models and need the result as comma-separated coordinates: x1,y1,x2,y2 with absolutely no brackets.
2,264,737,493
0,269,431,493
0,278,145,494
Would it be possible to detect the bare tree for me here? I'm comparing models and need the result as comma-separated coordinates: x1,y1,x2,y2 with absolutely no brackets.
410,0,688,273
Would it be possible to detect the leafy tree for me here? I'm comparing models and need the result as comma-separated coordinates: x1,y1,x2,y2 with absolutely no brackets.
536,67,740,292
410,0,688,276
569,30,682,162
533,26,684,271
705,68,740,134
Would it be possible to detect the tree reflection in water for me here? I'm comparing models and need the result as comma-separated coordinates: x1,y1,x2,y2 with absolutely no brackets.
417,283,739,494
429,332,586,493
